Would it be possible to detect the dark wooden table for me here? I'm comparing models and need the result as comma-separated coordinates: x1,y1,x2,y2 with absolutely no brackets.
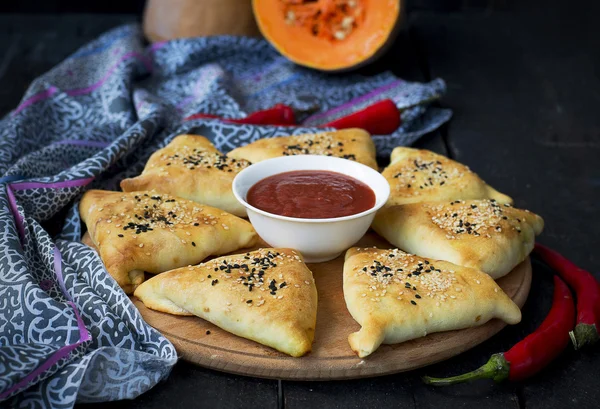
1,1,599,408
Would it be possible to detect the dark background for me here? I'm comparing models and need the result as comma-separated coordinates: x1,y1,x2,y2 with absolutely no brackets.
1,1,598,409
0,0,498,14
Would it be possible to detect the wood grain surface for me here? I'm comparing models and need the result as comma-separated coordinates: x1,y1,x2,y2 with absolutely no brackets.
130,232,531,381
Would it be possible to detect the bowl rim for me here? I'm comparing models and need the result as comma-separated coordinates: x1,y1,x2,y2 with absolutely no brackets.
232,155,390,224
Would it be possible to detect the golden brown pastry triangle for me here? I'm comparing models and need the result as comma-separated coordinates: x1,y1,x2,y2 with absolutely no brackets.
372,199,544,279
120,134,250,217
80,190,257,293
382,147,512,206
134,248,318,357
227,128,378,169
343,247,522,358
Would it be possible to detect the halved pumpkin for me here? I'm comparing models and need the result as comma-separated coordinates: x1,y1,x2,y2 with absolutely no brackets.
252,0,403,72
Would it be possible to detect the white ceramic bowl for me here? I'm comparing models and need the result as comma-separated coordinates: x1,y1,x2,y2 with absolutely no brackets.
232,155,390,263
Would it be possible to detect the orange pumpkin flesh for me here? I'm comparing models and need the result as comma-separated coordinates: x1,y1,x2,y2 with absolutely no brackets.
252,0,401,71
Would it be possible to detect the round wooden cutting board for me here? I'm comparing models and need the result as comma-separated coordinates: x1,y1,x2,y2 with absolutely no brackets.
131,232,532,381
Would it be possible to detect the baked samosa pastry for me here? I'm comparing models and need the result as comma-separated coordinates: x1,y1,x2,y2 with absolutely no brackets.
372,199,544,279
227,128,378,170
134,248,318,357
343,247,522,358
80,190,257,293
382,147,512,206
120,134,250,217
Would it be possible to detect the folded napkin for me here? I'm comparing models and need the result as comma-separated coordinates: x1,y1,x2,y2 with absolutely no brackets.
0,24,451,407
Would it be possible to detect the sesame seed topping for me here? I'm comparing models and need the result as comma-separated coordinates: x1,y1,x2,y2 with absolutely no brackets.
159,144,251,174
426,199,525,239
354,249,458,306
278,132,361,162
94,192,237,255
386,153,469,199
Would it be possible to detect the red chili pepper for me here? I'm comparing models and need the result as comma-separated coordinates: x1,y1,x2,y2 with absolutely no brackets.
534,243,600,349
184,104,296,126
321,99,401,135
422,275,575,385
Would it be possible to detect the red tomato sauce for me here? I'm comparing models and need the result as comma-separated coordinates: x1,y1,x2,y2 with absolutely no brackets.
247,170,376,219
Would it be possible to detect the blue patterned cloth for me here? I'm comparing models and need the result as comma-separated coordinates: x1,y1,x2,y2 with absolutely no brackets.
0,24,451,407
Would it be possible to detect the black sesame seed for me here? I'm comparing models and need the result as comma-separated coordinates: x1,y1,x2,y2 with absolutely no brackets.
246,300,253,304
211,279,218,286
206,330,211,335
192,242,196,247
118,234,124,237
415,294,422,299
411,300,417,305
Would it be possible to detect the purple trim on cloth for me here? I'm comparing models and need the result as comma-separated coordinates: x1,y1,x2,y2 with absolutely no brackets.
238,57,287,81
149,41,167,52
55,140,111,148
13,87,59,116
6,186,25,242
66,52,152,97
0,247,91,401
0,342,81,400
53,246,71,301
12,52,151,115
302,79,402,124
9,177,94,191
248,73,300,98
53,246,90,344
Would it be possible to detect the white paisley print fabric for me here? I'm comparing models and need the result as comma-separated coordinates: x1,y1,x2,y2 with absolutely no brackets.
0,24,451,407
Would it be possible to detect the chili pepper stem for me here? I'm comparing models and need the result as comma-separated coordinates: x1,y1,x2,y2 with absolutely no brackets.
569,323,600,350
422,354,510,386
